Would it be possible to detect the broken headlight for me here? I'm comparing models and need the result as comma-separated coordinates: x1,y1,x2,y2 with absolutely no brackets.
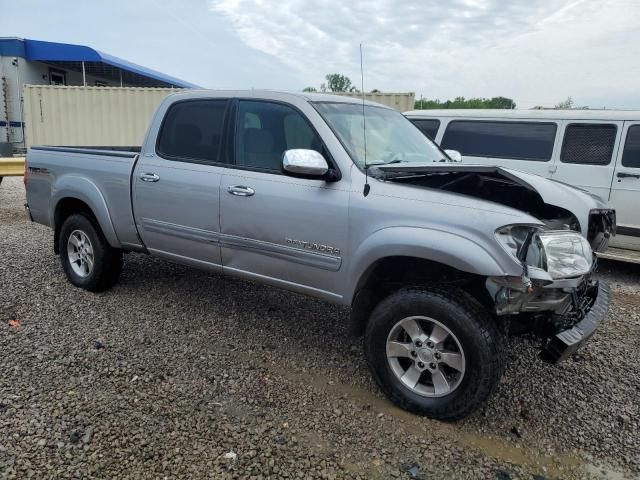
495,225,541,264
496,226,593,279
536,231,593,279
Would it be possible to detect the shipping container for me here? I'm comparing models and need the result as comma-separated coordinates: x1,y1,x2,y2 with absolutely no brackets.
327,92,415,112
22,86,416,148
23,85,175,148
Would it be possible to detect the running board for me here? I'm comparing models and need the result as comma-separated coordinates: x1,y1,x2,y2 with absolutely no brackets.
596,247,640,264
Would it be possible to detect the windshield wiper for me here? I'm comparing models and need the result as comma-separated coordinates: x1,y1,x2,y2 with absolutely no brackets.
367,159,405,166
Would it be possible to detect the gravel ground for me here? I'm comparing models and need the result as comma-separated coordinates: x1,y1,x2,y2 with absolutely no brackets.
1,176,638,479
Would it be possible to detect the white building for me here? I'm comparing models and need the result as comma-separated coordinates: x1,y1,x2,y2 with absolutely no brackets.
0,37,197,153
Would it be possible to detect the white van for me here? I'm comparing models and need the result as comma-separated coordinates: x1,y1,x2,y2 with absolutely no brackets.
404,109,640,262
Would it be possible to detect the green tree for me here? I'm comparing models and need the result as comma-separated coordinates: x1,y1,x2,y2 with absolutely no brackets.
555,96,574,109
325,73,355,92
302,86,317,92
414,96,516,110
486,96,516,109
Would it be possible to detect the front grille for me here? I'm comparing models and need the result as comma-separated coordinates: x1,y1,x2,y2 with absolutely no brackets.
588,209,616,252
551,279,598,331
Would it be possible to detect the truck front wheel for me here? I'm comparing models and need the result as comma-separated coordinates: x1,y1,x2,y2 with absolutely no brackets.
364,286,505,421
58,213,123,292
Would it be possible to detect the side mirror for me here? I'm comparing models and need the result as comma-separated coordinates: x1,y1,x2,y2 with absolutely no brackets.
282,149,329,178
444,149,462,163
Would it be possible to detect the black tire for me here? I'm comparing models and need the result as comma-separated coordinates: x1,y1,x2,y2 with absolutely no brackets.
364,286,505,421
58,213,123,292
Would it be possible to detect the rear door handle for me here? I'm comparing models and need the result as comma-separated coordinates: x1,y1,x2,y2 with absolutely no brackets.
617,172,640,179
227,185,255,197
140,173,160,182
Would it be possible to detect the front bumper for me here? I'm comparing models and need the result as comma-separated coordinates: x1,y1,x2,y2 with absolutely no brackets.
540,281,609,363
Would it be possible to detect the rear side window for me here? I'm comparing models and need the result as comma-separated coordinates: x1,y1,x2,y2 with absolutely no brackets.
622,125,640,168
561,123,617,165
157,99,228,163
236,100,323,172
411,119,440,140
441,120,557,161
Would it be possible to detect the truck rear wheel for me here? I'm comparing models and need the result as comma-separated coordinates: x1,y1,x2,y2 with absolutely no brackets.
364,286,505,421
58,213,123,292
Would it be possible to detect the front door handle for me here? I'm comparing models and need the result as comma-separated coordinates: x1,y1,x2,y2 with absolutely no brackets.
227,185,255,197
617,172,640,179
140,173,160,182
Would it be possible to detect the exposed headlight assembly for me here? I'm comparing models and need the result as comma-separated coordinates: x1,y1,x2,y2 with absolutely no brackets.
496,226,593,279
536,231,593,279
495,225,540,264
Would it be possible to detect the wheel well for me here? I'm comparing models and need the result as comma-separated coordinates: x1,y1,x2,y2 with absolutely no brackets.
350,256,493,336
53,198,96,254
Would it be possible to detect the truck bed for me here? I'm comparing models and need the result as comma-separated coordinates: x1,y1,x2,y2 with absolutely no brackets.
26,145,143,250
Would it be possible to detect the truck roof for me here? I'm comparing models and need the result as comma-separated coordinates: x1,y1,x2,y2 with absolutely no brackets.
167,89,392,109
404,108,640,121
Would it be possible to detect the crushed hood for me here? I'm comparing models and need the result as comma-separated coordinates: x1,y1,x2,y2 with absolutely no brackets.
371,163,611,238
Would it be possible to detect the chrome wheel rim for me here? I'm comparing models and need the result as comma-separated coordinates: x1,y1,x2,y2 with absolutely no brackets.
67,230,94,278
386,316,466,397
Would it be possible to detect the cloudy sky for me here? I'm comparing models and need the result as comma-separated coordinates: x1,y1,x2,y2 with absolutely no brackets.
4,0,640,108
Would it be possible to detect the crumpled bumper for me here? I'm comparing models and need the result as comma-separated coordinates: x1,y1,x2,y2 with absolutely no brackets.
540,281,609,364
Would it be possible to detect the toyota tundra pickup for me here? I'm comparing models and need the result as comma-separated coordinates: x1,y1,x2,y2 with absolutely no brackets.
25,90,615,420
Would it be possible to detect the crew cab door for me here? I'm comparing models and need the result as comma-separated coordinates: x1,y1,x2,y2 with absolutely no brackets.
549,121,622,202
219,99,348,300
132,99,230,271
609,122,640,249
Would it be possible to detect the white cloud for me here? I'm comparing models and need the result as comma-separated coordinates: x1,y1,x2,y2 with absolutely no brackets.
210,0,640,108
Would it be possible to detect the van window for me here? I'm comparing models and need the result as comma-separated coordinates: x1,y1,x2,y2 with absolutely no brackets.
561,123,617,165
622,125,640,168
157,99,228,163
411,119,440,140
441,121,556,161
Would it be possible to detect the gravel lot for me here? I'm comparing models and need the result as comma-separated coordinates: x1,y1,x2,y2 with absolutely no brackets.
1,176,638,479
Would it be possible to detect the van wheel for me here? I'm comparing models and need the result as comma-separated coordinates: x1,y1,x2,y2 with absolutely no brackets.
58,213,123,292
364,286,505,421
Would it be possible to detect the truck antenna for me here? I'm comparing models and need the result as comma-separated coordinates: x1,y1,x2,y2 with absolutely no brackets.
360,43,370,197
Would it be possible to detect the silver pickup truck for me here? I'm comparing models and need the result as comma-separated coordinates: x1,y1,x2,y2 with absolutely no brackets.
25,90,615,420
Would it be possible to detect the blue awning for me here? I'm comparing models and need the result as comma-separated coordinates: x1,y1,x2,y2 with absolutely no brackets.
0,38,199,88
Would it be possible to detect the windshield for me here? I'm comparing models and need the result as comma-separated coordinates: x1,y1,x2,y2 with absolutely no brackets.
313,102,447,168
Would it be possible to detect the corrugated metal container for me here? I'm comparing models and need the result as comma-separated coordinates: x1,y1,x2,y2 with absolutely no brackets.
327,92,415,112
23,85,176,148
22,86,416,148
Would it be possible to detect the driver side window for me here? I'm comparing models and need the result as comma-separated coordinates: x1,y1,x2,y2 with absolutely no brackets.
236,101,322,172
